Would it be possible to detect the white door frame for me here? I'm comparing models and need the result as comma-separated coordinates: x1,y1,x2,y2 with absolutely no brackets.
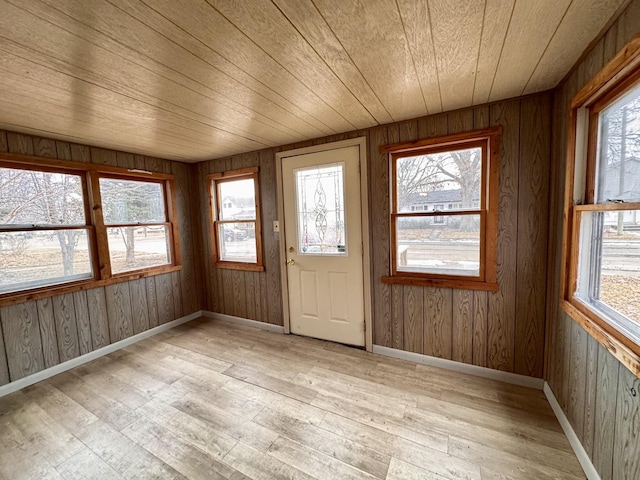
275,137,373,352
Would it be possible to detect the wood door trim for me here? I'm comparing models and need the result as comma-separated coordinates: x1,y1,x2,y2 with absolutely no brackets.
275,137,372,351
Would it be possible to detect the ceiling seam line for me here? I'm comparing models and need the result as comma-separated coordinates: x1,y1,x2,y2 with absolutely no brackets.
486,0,516,103
425,0,444,113
394,0,430,117
521,0,575,96
471,0,488,106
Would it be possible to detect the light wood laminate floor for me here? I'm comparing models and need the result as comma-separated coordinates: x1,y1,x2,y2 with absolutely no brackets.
0,318,584,480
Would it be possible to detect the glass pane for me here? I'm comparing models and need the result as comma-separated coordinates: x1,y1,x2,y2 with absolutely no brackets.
0,167,85,226
100,178,166,225
217,178,256,221
596,82,640,203
107,226,170,274
397,215,481,276
217,222,257,263
396,147,482,213
295,163,346,255
577,210,640,333
0,230,92,294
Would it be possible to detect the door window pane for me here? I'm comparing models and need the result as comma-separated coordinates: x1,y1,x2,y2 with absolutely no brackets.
107,226,170,274
0,230,92,293
100,178,166,225
397,214,481,276
295,163,347,255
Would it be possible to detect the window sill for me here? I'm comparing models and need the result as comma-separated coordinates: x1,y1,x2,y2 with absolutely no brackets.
0,264,182,308
561,299,640,378
381,275,498,291
214,261,265,272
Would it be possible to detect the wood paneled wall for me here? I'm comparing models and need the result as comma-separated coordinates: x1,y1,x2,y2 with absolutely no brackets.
0,130,203,387
197,92,553,379
545,1,640,479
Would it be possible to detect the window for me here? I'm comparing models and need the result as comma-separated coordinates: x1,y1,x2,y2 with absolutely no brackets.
0,165,93,294
209,167,264,271
563,38,640,366
381,128,501,291
99,176,173,275
0,155,181,301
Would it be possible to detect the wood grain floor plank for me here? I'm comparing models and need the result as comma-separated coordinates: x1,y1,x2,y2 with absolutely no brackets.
254,408,389,478
78,420,187,480
386,458,448,480
121,418,233,480
266,436,379,480
0,319,584,480
56,449,125,480
222,442,314,480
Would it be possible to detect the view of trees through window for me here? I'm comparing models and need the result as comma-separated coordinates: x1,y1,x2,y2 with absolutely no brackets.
394,145,482,276
0,167,92,292
577,82,640,330
0,166,175,294
99,178,170,274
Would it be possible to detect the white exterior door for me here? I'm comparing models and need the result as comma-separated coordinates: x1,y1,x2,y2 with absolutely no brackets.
281,145,365,346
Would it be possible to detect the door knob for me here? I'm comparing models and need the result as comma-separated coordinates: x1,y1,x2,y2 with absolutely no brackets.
286,258,295,266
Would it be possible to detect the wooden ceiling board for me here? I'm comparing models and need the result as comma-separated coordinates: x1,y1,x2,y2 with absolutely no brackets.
207,0,376,129
271,0,394,124
0,86,209,161
119,0,341,136
523,0,628,95
0,0,627,161
396,0,443,115
0,0,289,152
34,0,309,144
312,0,428,122
472,0,515,105
0,51,258,157
0,40,265,159
428,0,485,112
489,0,573,102
0,68,248,155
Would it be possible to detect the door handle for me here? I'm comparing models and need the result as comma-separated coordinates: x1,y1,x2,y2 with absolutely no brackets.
286,258,295,266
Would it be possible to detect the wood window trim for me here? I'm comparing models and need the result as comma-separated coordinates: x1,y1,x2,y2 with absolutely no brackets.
0,153,182,307
208,167,264,272
381,127,501,292
560,34,640,378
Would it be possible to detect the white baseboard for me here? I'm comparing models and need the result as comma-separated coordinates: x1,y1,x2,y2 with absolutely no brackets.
202,311,285,333
543,382,600,480
0,310,203,399
372,345,545,390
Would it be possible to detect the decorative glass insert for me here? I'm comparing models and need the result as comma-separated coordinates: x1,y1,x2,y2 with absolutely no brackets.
295,163,347,255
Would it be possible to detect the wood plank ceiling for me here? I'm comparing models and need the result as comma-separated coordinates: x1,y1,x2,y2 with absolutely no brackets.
0,0,627,162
